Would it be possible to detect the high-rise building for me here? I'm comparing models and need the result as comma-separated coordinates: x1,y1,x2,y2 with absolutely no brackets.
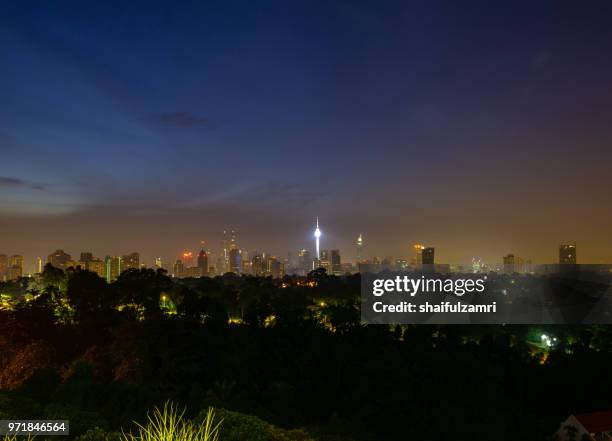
318,249,330,273
173,259,185,278
414,244,425,266
121,252,140,273
229,248,241,274
221,231,229,274
86,259,106,278
7,255,23,280
48,249,72,270
36,257,43,273
155,257,163,269
229,230,238,250
251,254,263,276
182,251,194,268
0,254,8,280
331,249,342,275
503,254,515,274
314,218,321,260
268,257,282,279
472,257,483,273
356,234,363,263
104,256,121,283
197,248,208,277
422,247,435,265
559,243,576,265
80,252,94,263
298,249,311,275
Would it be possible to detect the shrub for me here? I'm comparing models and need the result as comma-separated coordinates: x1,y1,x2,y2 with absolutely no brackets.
123,402,221,441
194,408,316,441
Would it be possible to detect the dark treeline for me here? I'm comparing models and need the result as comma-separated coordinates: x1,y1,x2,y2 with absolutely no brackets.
0,264,611,441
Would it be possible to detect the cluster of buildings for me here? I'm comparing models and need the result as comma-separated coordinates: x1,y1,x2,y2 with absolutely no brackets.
46,249,141,283
171,232,287,279
0,216,583,282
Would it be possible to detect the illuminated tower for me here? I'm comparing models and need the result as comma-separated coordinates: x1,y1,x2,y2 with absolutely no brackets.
314,217,321,260
356,234,363,263
559,243,576,264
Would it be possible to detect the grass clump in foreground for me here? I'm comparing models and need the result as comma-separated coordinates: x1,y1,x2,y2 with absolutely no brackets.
124,403,221,441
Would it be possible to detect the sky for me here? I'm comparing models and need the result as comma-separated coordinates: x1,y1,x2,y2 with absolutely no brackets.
1,0,612,272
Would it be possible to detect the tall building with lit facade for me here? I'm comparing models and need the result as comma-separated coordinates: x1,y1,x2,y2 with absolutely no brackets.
503,254,515,274
104,256,121,283
229,248,241,274
298,249,311,275
559,243,576,264
0,254,8,280
48,249,72,270
422,247,435,265
84,259,105,278
356,234,363,263
182,251,194,268
7,255,23,280
80,252,94,263
121,252,140,272
414,244,424,266
197,248,208,277
173,259,185,278
318,249,331,273
251,254,263,276
330,249,342,275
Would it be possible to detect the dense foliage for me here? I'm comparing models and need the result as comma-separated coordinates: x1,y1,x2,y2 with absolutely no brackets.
1,265,611,441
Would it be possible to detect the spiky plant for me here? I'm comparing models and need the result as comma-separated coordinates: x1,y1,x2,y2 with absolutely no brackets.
122,403,221,441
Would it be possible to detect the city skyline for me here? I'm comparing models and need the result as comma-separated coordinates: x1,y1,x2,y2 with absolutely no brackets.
0,216,588,275
2,1,612,271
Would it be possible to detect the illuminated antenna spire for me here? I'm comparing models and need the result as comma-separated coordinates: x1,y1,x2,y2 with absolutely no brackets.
314,217,321,259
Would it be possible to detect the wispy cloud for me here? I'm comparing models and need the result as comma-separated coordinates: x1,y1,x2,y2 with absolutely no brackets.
0,176,46,190
146,112,216,130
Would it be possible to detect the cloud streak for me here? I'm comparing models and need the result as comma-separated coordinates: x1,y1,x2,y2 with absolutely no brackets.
0,176,46,191
146,112,216,130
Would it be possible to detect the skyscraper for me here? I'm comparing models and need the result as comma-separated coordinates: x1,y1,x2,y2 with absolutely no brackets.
229,248,241,274
104,256,121,283
121,252,140,272
298,249,311,275
503,254,515,274
422,247,435,265
173,259,185,278
0,254,7,280
314,218,321,260
8,255,23,280
356,234,363,263
182,251,194,268
36,257,43,273
559,243,577,264
414,244,425,266
80,252,94,263
331,249,342,275
155,257,163,269
252,254,263,276
197,248,208,277
48,249,72,270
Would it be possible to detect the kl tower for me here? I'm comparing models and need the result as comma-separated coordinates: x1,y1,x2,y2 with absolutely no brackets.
314,217,322,259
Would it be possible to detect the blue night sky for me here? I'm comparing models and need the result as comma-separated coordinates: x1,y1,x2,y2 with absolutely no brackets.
1,0,612,270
